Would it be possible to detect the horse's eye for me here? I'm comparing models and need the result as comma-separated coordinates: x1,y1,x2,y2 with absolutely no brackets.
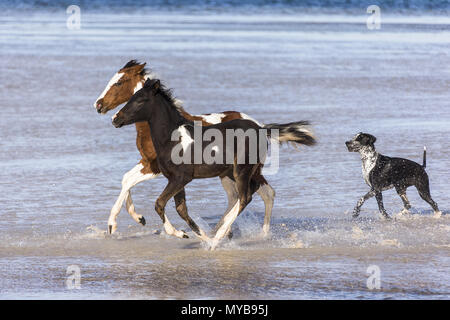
115,82,122,86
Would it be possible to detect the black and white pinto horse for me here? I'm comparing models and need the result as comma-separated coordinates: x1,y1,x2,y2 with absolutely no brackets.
112,78,315,250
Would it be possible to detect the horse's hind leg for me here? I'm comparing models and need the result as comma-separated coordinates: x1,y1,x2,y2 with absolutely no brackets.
174,189,211,242
254,175,275,237
210,165,257,250
155,178,191,239
220,176,239,239
108,163,159,234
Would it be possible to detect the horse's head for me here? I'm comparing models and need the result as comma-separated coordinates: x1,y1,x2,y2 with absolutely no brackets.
94,60,147,114
112,78,161,128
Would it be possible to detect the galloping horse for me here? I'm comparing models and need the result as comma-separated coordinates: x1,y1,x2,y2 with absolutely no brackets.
113,79,315,249
94,60,315,237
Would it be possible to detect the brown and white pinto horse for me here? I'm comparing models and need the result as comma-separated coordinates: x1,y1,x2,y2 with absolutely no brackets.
94,60,313,237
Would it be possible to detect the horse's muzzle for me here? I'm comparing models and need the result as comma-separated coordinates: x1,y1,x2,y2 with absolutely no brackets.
95,100,105,114
112,113,124,128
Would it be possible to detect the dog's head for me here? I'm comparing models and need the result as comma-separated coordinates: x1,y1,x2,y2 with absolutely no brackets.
346,132,377,152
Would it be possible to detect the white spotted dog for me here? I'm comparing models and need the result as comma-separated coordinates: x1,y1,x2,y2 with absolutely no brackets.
346,132,442,219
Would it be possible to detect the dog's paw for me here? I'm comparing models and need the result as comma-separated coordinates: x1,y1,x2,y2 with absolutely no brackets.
433,211,442,219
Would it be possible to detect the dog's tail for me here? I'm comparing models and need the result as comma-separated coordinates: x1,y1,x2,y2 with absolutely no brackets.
423,146,427,168
264,121,316,147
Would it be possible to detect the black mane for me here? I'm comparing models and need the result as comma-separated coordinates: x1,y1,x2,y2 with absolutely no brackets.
122,59,148,76
144,78,186,115
122,59,140,69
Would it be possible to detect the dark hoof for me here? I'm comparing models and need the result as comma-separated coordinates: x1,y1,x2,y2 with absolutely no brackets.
352,213,360,218
182,231,189,239
139,216,146,226
382,215,392,221
227,230,233,240
108,225,112,234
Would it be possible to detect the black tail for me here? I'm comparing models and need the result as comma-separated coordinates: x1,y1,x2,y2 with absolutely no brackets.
423,146,426,168
264,121,316,147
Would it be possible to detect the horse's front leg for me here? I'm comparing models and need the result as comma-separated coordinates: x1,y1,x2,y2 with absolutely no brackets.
174,189,211,241
155,178,190,239
107,163,181,235
108,163,156,233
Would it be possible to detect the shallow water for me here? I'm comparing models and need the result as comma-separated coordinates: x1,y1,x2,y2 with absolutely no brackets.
0,5,449,299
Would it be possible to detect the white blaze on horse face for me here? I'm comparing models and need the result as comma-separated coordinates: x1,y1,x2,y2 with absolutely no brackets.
200,113,226,124
178,125,194,152
94,72,124,108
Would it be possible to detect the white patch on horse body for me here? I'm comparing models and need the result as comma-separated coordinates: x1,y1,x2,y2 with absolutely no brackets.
359,146,378,187
239,112,263,127
94,72,124,107
177,125,194,152
200,113,226,124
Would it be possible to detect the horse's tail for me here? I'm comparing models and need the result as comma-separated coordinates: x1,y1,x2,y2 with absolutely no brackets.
423,146,427,168
263,121,316,147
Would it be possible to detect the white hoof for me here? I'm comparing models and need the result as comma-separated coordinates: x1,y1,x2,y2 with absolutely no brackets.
172,229,190,239
262,225,271,238
433,211,442,219
208,239,219,251
163,221,189,239
400,209,410,216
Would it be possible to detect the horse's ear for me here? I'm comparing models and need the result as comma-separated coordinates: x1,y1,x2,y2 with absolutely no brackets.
134,62,146,74
122,59,138,69
143,79,160,93
143,78,154,88
151,79,160,93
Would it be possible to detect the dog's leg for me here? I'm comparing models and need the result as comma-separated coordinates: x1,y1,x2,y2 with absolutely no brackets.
375,192,391,220
416,182,441,218
353,190,376,217
395,186,411,215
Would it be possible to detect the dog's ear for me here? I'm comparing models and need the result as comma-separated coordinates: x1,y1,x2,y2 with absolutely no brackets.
362,133,377,146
